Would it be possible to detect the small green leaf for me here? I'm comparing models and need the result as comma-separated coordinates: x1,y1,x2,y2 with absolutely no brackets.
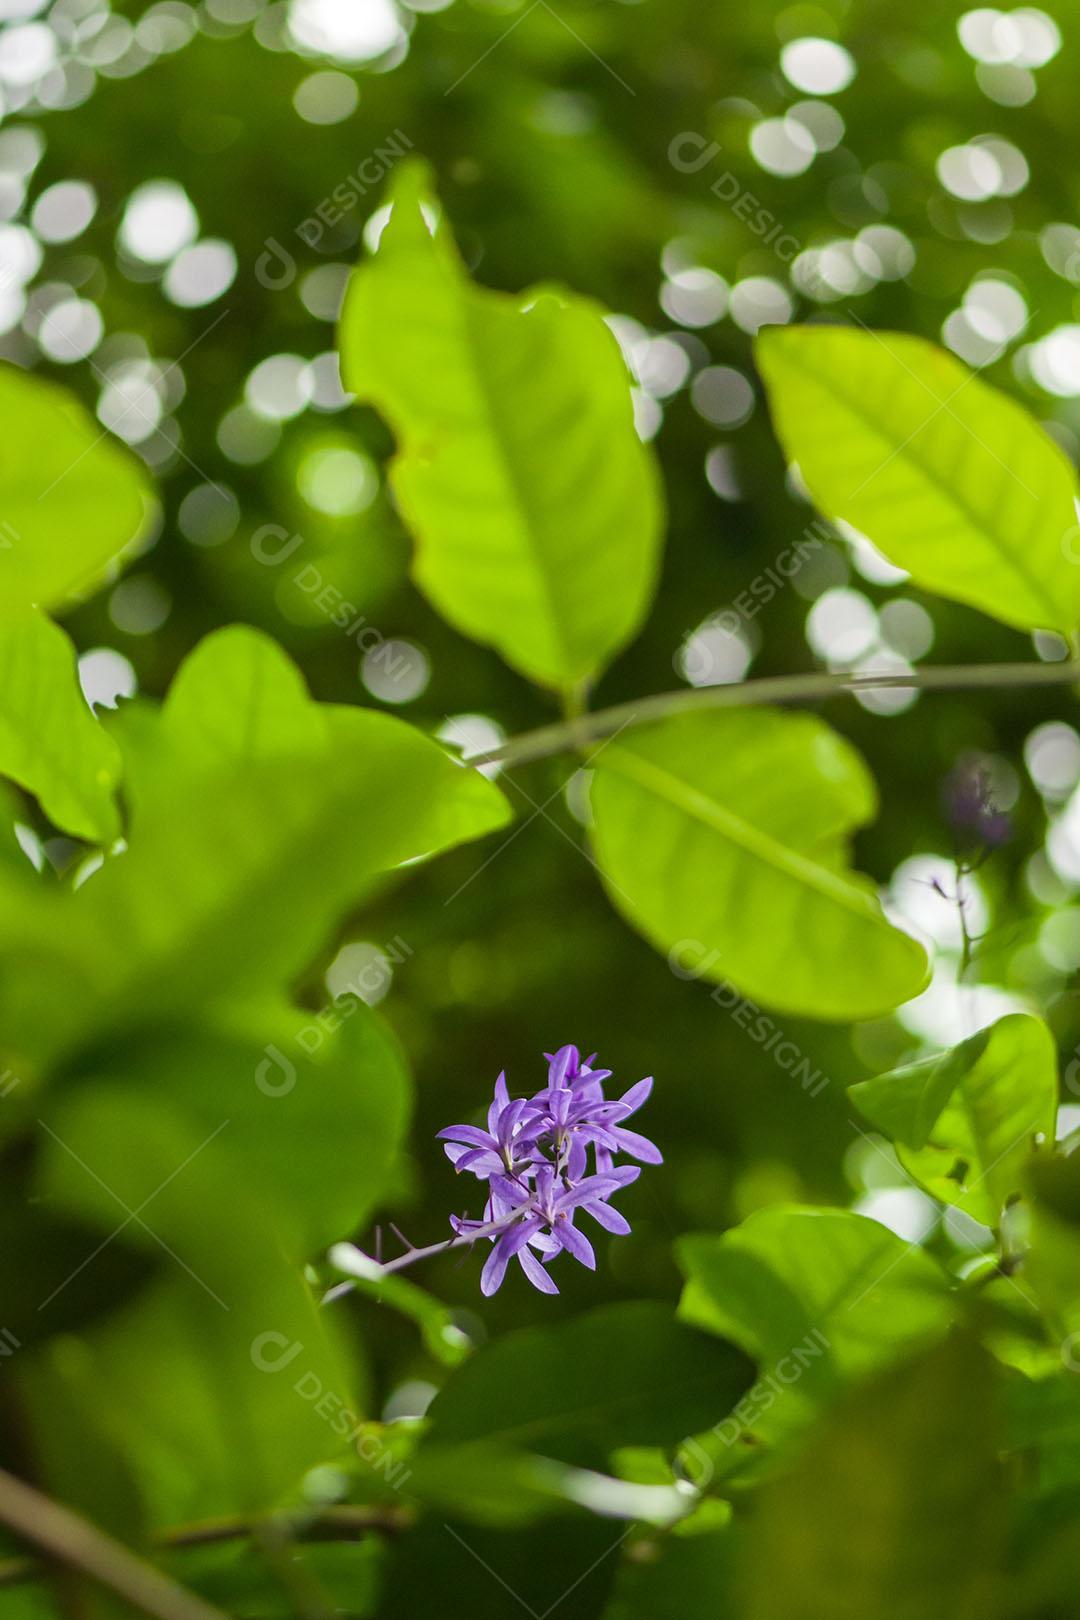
339,163,663,692
756,324,1080,636
0,362,157,618
0,607,120,840
739,1337,1004,1620
849,1013,1058,1227
590,708,928,1021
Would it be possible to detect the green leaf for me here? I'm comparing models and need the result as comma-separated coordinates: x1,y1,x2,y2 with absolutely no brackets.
3,630,511,1062
32,1086,356,1525
1004,1366,1080,1495
339,162,663,692
57,1000,412,1261
0,608,121,840
0,361,157,618
677,1208,953,1453
756,324,1080,636
81,715,507,1018
372,1513,620,1620
849,1013,1058,1227
160,623,324,765
374,1310,710,1620
739,1336,1005,1620
1026,1153,1080,1347
421,1301,755,1472
590,709,928,1021
603,1529,736,1620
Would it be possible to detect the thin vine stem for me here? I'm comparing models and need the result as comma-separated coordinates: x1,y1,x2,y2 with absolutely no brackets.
321,1215,517,1303
0,1466,232,1618
0,1505,410,1592
464,659,1080,772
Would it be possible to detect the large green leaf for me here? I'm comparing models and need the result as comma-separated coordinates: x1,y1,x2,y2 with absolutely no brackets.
0,607,121,840
381,1305,753,1619
160,623,323,765
339,163,663,692
0,629,511,1063
421,1301,755,1472
31,1086,355,1527
589,708,928,1021
57,1000,412,1262
677,1208,953,1455
603,1528,736,1620
756,324,1080,636
739,1337,1004,1620
372,1513,620,1620
849,1013,1058,1228
78,713,507,1017
0,361,156,618
1026,1153,1080,1350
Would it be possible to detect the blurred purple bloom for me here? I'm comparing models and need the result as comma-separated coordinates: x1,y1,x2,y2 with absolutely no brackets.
438,1044,658,1296
943,760,1011,848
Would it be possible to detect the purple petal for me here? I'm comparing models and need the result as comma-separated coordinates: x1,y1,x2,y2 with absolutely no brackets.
571,1100,630,1123
556,1174,627,1213
481,1235,515,1296
487,1072,509,1133
453,1148,504,1177
549,1089,572,1130
577,1124,623,1153
497,1097,528,1150
566,1135,588,1181
547,1046,578,1088
502,1216,543,1256
582,1200,631,1235
554,1222,596,1269
612,1127,663,1165
617,1077,653,1116
518,1246,560,1294
489,1175,532,1216
437,1124,496,1151
572,1067,611,1094
600,1164,642,1189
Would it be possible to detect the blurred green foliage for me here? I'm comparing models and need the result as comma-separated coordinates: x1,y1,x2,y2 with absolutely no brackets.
4,1,1080,1616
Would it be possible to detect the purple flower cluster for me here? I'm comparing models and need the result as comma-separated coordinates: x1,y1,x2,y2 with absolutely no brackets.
437,1045,660,1296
